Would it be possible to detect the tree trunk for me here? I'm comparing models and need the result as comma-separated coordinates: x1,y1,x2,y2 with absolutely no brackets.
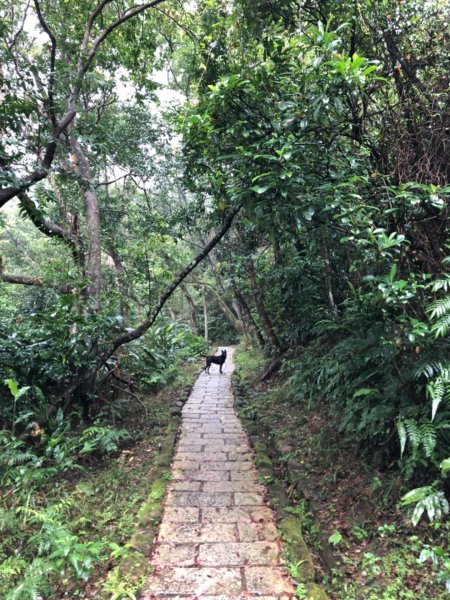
202,283,208,341
245,258,282,351
70,135,102,310
180,283,200,334
206,284,247,338
109,248,129,319
321,236,338,317
232,283,266,348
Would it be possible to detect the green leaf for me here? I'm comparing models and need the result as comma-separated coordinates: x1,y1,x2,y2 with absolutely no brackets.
4,379,19,399
440,458,450,476
328,531,342,546
250,185,270,194
401,486,433,506
352,387,378,398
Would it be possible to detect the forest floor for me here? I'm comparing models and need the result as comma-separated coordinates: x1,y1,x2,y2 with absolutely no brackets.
233,345,450,600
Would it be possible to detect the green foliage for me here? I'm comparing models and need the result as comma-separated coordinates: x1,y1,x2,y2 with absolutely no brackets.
0,502,107,599
401,486,449,526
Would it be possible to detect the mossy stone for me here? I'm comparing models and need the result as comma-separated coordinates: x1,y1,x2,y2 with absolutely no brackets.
130,527,156,555
280,515,315,581
305,582,330,599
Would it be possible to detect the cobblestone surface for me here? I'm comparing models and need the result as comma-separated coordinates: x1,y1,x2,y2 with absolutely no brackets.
143,347,295,599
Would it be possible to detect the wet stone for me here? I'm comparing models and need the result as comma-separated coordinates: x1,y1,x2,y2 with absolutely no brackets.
166,491,233,507
202,481,264,493
235,492,266,506
169,480,202,492
158,522,237,543
152,543,196,567
198,542,280,566
144,566,242,595
245,566,296,594
238,520,279,542
201,506,274,524
172,469,230,482
143,347,295,598
163,507,200,522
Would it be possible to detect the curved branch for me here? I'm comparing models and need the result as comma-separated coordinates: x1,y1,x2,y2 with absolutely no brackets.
19,193,83,265
103,203,243,359
33,0,57,129
83,0,168,75
62,203,243,404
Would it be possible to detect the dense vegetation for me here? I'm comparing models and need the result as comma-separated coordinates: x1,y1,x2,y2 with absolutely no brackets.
1,0,449,597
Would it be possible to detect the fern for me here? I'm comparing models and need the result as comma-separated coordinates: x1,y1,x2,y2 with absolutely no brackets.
397,419,407,457
424,366,450,420
398,417,438,464
404,419,422,451
431,275,450,293
432,314,450,338
420,422,437,458
428,296,450,320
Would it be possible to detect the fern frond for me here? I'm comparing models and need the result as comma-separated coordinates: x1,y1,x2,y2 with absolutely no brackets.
404,419,421,451
428,296,450,319
431,314,450,337
397,419,407,457
430,276,450,293
415,361,443,380
420,422,437,457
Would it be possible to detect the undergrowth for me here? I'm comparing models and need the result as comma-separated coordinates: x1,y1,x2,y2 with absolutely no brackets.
233,342,450,599
0,361,198,599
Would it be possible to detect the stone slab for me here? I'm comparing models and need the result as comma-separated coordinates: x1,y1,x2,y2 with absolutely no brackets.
244,567,295,594
166,491,233,507
144,567,242,595
158,522,237,543
152,543,196,567
198,542,280,566
202,506,274,524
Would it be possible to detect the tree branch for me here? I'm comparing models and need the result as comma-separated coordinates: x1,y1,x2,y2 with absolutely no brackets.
0,257,44,286
62,204,242,401
103,204,242,359
18,192,83,265
33,0,57,129
83,0,168,75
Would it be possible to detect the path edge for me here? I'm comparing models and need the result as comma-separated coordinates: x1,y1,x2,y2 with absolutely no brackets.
103,380,196,599
233,370,330,600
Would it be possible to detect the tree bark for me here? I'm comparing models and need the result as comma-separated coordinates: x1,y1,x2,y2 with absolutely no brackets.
180,283,200,334
70,136,102,309
245,258,282,351
108,247,130,319
321,236,338,317
232,283,266,348
18,192,84,266
202,283,208,341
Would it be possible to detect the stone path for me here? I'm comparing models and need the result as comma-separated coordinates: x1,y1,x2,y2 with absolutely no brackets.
143,347,295,599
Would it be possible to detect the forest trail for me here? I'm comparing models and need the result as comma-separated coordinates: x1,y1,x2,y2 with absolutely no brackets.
143,347,295,599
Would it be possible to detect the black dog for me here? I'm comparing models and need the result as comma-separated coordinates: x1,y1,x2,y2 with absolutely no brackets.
204,349,227,374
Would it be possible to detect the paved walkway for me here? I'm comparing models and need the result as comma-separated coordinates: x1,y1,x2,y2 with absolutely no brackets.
143,347,295,599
